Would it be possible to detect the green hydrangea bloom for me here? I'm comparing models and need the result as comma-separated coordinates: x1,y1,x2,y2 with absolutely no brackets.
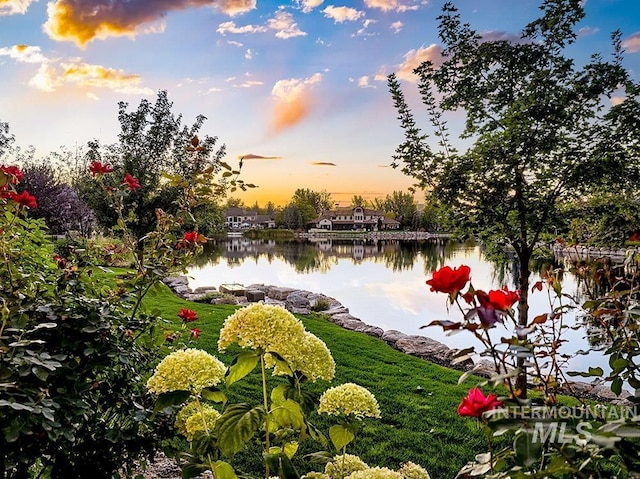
267,331,335,382
174,401,200,436
303,472,331,479
318,383,381,419
218,303,307,356
398,462,431,479
146,348,226,394
184,406,221,441
324,454,369,479
347,467,403,479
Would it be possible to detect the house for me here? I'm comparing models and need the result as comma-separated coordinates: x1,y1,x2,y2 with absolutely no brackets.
308,207,400,231
224,207,275,229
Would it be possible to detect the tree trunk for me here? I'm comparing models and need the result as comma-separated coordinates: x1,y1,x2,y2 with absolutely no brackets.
516,248,532,399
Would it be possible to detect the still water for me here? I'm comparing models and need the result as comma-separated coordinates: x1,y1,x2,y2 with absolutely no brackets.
187,237,609,375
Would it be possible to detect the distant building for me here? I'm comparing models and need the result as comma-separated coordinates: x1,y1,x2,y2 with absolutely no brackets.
224,207,275,229
308,207,400,231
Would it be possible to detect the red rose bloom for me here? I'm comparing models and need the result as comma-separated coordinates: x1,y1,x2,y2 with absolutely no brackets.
190,328,201,339
178,308,198,322
89,161,113,176
482,287,520,310
426,265,471,294
457,387,503,417
183,231,198,244
1,165,23,184
10,191,37,209
123,173,141,190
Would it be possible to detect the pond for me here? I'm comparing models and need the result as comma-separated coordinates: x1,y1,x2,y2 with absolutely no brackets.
186,237,611,376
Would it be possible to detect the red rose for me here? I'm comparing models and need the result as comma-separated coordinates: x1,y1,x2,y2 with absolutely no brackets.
481,287,520,310
426,265,471,294
178,308,198,322
123,173,141,190
183,231,198,244
457,387,503,417
10,191,37,209
190,328,201,339
1,165,23,184
89,161,113,176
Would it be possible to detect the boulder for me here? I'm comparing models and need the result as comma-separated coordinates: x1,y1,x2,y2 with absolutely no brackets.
246,290,266,302
268,286,296,300
395,336,455,367
286,291,311,310
381,329,409,346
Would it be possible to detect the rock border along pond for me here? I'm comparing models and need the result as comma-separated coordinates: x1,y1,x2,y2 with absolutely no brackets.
162,275,630,406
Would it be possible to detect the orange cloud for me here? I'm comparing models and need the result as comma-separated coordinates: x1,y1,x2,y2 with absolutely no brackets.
27,60,152,94
270,72,322,134
623,32,640,53
43,0,257,46
240,153,282,160
0,0,37,15
0,44,46,63
395,44,443,82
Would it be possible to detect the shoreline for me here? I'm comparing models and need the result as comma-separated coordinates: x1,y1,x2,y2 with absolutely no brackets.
163,275,631,406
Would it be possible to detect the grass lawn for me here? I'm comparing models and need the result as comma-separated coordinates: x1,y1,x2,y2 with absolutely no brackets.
140,280,491,479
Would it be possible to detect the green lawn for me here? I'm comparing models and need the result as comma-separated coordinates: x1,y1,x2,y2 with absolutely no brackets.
141,281,489,479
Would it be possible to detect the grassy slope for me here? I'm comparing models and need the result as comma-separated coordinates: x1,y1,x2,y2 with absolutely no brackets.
142,282,492,479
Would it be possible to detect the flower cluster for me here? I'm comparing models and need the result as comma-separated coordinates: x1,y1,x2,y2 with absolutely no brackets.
174,401,201,436
184,405,221,441
89,161,113,176
123,172,141,190
146,348,226,394
1,165,37,209
178,308,198,322
347,467,404,479
457,387,503,418
266,331,336,382
426,265,519,328
324,454,369,479
218,303,306,353
318,383,381,419
397,462,431,479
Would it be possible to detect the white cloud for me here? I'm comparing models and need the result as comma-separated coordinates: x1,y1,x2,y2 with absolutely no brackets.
267,10,306,39
245,48,253,59
297,0,323,13
217,21,267,35
322,5,364,23
0,0,37,16
363,0,420,13
0,44,47,63
390,21,403,34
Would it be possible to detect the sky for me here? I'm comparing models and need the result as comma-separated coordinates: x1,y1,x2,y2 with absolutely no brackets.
1,0,639,206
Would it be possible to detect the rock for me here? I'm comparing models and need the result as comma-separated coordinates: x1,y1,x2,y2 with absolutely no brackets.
246,290,265,302
163,276,188,286
268,286,296,300
193,286,217,294
339,319,384,338
329,313,361,324
381,329,409,346
324,306,350,316
286,291,311,310
219,284,246,296
395,336,455,367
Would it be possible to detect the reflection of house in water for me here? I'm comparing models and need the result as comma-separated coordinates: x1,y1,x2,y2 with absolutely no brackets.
309,238,399,262
223,238,278,260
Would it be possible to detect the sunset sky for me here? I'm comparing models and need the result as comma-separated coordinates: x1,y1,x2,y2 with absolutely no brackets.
1,0,639,206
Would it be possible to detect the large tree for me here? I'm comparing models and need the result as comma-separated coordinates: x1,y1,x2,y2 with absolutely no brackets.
388,0,640,396
77,90,242,243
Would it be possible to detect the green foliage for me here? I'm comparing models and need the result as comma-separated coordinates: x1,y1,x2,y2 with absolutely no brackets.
388,0,640,397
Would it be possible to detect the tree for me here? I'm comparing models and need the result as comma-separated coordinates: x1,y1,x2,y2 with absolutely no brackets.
77,90,244,244
350,195,370,208
18,161,96,236
388,0,639,396
384,190,417,228
291,188,333,217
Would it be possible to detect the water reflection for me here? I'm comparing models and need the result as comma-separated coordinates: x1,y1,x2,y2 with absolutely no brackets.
187,238,614,375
